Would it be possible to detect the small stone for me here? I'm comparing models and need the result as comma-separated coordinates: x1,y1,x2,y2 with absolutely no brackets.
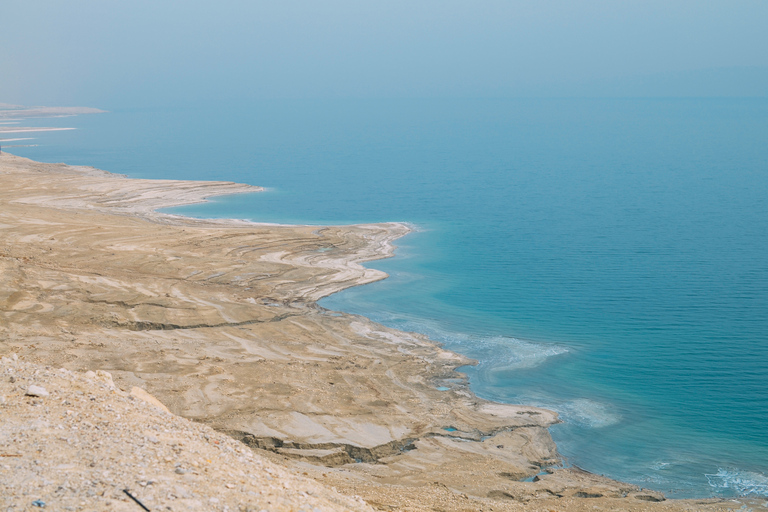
175,467,187,474
95,370,115,388
26,385,49,397
147,435,159,443
32,499,46,508
84,371,96,379
225,483,235,489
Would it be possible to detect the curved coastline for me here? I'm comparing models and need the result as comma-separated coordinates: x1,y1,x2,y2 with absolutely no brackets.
0,152,755,511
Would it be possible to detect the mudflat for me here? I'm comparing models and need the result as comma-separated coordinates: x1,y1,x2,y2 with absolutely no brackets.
0,153,756,511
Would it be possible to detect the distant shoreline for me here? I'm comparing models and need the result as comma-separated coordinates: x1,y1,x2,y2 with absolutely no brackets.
0,103,104,148
0,127,75,134
0,104,106,119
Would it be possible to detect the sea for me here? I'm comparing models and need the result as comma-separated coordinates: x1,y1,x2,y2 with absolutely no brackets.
10,98,768,499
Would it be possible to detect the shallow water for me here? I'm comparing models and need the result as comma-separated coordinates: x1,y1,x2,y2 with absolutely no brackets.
12,98,768,498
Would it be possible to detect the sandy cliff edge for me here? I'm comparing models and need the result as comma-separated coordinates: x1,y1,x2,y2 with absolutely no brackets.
0,152,759,511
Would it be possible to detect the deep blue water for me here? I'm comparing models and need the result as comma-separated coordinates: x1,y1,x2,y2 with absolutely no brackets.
10,98,768,498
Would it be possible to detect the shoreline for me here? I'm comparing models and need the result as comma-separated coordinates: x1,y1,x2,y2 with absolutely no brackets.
0,151,755,510
0,127,76,133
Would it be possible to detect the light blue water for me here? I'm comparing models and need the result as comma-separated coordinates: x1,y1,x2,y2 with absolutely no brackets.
11,98,768,498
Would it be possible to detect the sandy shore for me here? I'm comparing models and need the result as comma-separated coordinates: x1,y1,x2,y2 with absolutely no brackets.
0,152,759,511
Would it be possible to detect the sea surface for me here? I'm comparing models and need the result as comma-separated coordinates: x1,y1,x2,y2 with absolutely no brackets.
11,98,768,499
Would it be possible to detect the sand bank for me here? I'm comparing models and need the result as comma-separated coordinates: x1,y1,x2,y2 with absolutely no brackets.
0,127,76,134
0,152,757,511
0,105,106,119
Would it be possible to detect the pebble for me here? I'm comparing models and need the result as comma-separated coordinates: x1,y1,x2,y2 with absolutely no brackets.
26,385,50,397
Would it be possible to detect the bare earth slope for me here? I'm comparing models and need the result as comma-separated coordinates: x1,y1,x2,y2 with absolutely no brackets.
0,355,372,511
0,153,759,511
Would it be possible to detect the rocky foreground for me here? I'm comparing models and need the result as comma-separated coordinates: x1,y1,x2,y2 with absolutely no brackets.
0,153,762,511
0,355,371,511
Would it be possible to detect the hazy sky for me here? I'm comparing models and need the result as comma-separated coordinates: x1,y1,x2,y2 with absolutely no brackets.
2,1,767,107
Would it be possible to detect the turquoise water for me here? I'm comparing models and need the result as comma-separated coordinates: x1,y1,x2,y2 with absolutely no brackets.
12,99,768,498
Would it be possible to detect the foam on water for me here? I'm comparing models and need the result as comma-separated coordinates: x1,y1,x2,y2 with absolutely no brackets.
555,398,621,428
706,469,768,498
353,311,570,372
480,338,570,372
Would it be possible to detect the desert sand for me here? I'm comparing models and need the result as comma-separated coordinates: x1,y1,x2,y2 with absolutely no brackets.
0,152,760,511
